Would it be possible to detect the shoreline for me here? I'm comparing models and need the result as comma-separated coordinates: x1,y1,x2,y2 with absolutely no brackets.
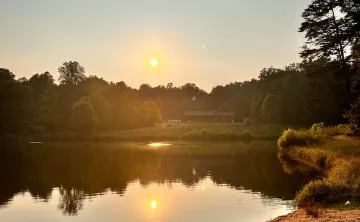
274,125,360,221
271,209,360,221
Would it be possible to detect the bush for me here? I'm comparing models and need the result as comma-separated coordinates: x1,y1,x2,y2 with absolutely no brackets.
278,123,351,150
305,202,322,218
295,157,360,205
295,180,333,205
321,126,351,137
310,122,325,133
277,129,323,149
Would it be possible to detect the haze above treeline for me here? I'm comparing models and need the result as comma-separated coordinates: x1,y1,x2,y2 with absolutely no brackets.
0,0,360,135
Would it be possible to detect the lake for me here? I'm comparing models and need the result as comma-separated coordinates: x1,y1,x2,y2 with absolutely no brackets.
0,141,314,222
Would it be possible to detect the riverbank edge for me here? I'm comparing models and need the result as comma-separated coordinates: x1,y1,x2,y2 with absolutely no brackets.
272,145,358,221
271,208,360,221
272,125,360,221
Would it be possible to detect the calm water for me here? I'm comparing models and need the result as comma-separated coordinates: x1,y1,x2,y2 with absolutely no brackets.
0,141,314,222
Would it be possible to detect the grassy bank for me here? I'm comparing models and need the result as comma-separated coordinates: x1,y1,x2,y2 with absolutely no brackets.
31,123,289,142
277,123,360,206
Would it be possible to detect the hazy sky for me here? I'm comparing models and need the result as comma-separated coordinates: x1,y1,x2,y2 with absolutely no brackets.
0,0,310,91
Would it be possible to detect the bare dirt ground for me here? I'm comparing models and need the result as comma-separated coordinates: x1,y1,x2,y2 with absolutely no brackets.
271,209,360,222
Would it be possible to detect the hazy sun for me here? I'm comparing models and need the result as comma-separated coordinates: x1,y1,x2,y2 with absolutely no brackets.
151,200,157,209
150,58,158,67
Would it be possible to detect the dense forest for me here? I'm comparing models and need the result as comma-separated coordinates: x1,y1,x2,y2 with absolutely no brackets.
1,0,359,135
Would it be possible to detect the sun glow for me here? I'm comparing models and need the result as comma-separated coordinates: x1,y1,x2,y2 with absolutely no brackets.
151,200,157,209
150,58,158,67
148,143,171,147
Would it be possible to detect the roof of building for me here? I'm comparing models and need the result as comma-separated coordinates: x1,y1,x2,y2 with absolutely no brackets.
184,111,234,116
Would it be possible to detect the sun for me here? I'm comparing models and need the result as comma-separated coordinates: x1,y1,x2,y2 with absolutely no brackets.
150,58,158,67
151,200,157,209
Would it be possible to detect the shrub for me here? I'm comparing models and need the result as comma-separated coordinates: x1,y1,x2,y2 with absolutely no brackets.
305,202,322,218
310,122,325,133
295,157,360,205
321,126,351,137
277,129,322,149
295,180,333,205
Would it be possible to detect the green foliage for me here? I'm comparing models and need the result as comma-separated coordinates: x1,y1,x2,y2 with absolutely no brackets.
58,61,86,85
299,0,350,63
278,124,351,150
278,129,323,149
218,102,233,112
0,68,32,134
71,97,99,133
35,105,56,132
261,94,281,123
344,97,360,135
89,94,112,130
0,68,15,81
310,122,325,133
142,101,162,125
295,157,360,205
180,128,255,141
32,90,59,132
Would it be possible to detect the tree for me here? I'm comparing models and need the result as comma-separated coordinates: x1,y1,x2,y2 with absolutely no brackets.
58,187,84,216
261,94,282,123
71,97,98,132
299,0,350,63
35,105,56,132
27,72,55,107
352,41,360,67
344,96,360,135
142,101,162,125
343,0,360,41
218,103,233,112
33,90,59,132
0,68,32,133
58,61,86,85
89,94,112,130
0,68,15,81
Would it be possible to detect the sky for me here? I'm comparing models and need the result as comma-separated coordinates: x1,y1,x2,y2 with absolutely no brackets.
0,0,310,91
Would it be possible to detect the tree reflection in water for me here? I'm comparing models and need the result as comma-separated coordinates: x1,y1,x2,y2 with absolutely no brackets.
0,141,316,215
58,187,84,216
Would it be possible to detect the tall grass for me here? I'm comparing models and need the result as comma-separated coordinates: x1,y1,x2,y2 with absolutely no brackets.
180,129,255,141
277,123,360,206
35,123,287,142
295,157,360,205
277,123,351,149
278,129,324,149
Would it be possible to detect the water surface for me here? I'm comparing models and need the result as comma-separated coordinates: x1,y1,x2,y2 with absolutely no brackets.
0,142,314,221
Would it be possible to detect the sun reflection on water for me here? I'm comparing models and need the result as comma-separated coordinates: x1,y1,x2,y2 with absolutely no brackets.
148,143,171,147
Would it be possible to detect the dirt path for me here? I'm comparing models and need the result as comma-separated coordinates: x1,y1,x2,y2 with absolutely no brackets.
271,209,360,222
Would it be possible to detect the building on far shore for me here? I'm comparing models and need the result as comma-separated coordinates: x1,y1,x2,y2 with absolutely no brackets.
183,110,235,122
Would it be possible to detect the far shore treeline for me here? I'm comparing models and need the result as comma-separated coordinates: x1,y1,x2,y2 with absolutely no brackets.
1,0,360,136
